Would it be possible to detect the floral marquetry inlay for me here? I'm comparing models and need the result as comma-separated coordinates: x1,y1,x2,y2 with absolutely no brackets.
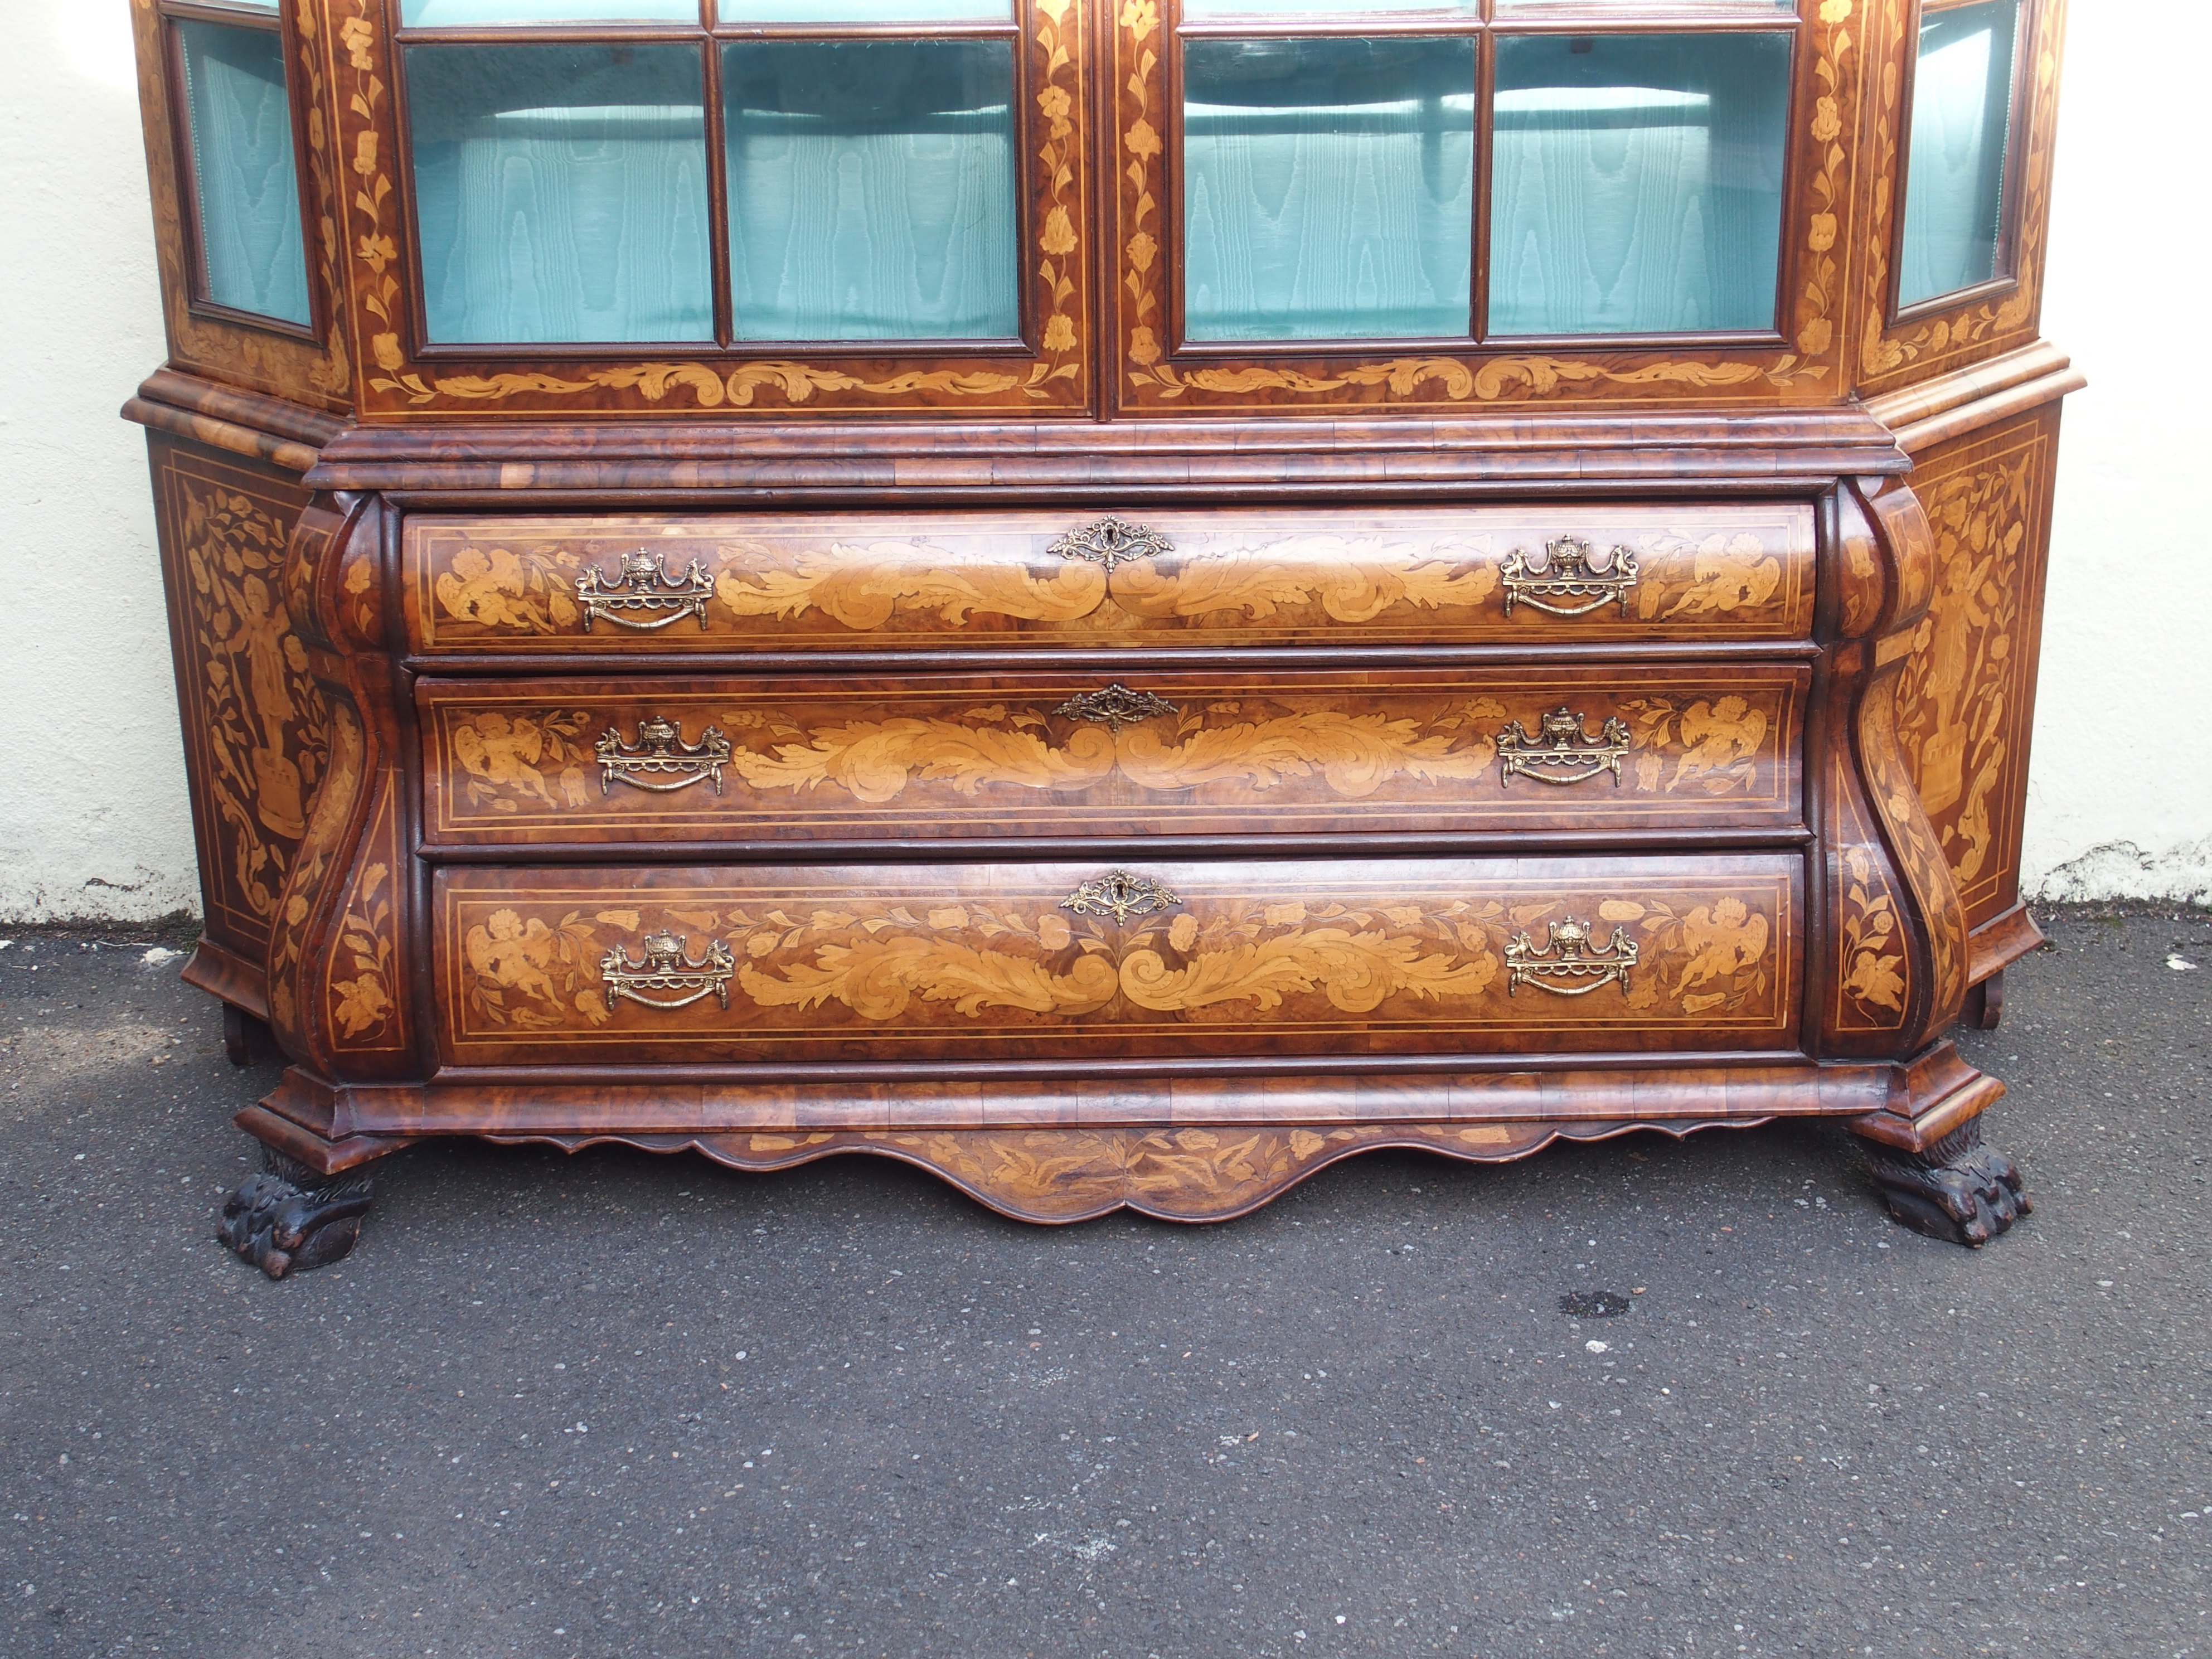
409,512,1818,652
438,862,1799,1061
1859,0,2061,386
159,455,328,949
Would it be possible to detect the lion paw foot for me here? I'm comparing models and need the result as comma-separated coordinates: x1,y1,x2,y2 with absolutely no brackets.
217,1165,375,1279
1864,1121,2030,1247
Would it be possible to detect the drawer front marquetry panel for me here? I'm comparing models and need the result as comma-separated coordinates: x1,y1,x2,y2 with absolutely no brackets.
419,667,1808,845
433,855,1802,1066
404,505,1816,654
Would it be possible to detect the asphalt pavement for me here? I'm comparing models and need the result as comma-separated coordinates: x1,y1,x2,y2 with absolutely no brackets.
2,904,2206,1658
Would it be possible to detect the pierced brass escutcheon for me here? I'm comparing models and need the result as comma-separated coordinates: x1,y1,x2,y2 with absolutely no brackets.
576,550,713,632
1052,683,1180,732
1047,515,1173,574
1061,870,1181,925
596,715,734,796
600,932,735,1012
1500,536,1641,618
1496,707,1632,788
1505,917,1639,998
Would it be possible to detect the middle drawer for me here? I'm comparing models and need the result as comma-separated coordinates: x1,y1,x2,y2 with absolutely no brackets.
418,665,1808,846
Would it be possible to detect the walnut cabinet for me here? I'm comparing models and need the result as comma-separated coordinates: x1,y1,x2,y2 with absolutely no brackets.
122,0,2072,1273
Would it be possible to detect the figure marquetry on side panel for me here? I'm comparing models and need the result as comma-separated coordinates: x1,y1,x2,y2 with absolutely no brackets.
1105,0,1859,413
148,437,329,1005
1892,407,2060,934
418,666,1808,846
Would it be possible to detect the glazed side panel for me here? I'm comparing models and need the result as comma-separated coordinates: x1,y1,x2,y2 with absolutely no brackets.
1892,404,2060,937
402,504,1818,654
148,434,327,1002
419,666,1809,844
431,855,1803,1068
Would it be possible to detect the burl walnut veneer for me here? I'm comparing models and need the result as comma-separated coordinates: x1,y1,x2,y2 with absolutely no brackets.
123,0,2071,1274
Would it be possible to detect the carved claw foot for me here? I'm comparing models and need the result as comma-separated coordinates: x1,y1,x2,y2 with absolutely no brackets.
1863,1119,2031,1246
216,1152,375,1279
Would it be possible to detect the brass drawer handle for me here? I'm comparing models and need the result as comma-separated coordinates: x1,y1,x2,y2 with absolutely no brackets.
1061,870,1181,924
576,551,713,632
1500,536,1640,618
600,933,734,1011
596,716,733,795
1496,707,1631,788
1505,918,1639,998
1052,683,1180,731
1047,515,1173,574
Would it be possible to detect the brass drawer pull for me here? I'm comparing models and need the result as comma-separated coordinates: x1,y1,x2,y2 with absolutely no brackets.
576,551,713,632
1497,707,1631,788
596,716,733,795
1047,515,1173,574
600,933,735,1012
1500,536,1639,618
1061,870,1181,924
1505,918,1639,998
1053,683,1180,731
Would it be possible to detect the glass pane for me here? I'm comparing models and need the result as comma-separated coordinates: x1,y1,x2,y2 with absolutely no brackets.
402,1,700,22
1182,37,1476,343
176,21,311,327
405,43,714,345
722,41,1018,341
1497,1,1788,10
1899,1,2019,307
1489,31,1789,337
722,0,1010,19
1183,0,1473,16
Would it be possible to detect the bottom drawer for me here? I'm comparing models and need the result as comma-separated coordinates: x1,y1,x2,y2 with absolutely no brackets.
434,855,1802,1068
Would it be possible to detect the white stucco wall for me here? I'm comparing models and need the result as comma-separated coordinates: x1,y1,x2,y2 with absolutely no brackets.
0,3,193,923
0,1,2205,924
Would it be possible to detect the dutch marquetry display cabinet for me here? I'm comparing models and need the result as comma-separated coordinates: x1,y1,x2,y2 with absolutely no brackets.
125,0,2072,1275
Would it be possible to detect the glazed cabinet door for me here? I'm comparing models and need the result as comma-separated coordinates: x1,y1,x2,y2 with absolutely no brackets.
318,0,1094,418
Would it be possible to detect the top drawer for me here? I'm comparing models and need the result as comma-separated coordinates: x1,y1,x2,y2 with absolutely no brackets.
402,504,1817,656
